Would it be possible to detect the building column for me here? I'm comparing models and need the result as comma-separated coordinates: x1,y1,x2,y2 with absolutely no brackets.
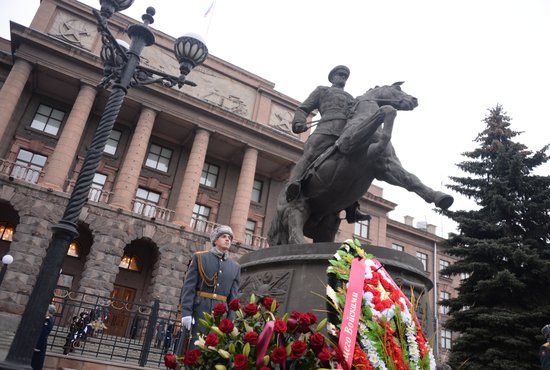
40,84,97,190
173,129,211,227
110,107,157,210
230,147,258,242
0,59,33,139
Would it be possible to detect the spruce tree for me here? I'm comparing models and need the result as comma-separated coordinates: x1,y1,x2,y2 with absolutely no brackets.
440,105,550,370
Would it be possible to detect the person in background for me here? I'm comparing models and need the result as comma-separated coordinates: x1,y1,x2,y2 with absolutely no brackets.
180,225,240,349
540,324,550,370
31,304,56,370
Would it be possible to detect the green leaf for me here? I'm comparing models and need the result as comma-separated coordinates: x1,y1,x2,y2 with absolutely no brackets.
243,342,250,356
315,318,327,332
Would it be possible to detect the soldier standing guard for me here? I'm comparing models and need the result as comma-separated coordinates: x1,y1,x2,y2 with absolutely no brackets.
180,225,240,349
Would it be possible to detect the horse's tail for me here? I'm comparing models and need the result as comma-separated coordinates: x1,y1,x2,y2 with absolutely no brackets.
267,210,287,246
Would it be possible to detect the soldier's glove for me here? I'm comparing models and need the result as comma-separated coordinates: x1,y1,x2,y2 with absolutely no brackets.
181,316,194,330
292,121,308,134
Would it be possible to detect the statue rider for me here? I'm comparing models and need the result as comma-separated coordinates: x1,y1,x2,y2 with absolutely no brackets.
287,65,370,223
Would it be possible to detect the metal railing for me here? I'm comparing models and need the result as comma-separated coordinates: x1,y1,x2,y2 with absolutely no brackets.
47,288,181,367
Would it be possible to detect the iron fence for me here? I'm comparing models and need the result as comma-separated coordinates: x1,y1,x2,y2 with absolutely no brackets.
47,287,181,367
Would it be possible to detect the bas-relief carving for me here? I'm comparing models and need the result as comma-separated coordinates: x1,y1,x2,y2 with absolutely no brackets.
48,12,266,123
269,104,294,134
188,67,254,119
50,11,96,50
239,269,293,309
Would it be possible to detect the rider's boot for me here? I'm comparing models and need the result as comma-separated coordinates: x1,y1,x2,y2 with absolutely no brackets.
345,203,371,224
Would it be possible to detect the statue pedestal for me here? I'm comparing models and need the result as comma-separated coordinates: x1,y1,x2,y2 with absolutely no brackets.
239,243,434,334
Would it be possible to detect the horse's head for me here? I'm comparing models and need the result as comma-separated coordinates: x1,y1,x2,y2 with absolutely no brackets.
359,82,418,111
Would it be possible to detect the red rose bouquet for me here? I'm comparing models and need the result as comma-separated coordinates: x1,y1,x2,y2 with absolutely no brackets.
179,295,338,369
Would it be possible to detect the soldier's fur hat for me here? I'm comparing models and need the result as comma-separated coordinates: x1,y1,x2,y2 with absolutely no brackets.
210,225,234,245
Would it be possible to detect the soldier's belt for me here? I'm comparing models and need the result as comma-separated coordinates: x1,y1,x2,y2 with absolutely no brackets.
196,291,227,301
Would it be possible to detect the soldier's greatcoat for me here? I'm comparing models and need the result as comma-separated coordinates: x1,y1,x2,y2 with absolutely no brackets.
180,249,240,345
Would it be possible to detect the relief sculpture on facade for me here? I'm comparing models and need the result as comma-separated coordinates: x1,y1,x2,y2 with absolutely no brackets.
239,270,293,309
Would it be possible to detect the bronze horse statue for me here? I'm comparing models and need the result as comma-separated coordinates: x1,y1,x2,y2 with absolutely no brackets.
268,82,453,245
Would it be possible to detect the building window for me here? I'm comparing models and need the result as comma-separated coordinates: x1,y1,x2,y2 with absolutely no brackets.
200,162,219,188
11,149,47,184
0,223,15,241
251,180,263,203
191,204,211,232
104,129,121,155
245,220,256,245
416,252,428,271
119,254,141,272
440,259,450,278
145,144,172,172
30,104,65,136
133,187,160,218
89,173,107,202
460,272,470,280
439,291,450,315
441,329,452,349
392,243,404,252
354,219,369,239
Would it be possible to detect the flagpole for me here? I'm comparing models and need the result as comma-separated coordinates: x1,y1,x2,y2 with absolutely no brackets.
204,0,216,38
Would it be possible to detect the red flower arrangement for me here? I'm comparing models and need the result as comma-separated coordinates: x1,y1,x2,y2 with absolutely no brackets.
179,295,339,369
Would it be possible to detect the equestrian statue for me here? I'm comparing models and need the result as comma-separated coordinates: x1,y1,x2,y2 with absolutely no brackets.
267,68,453,246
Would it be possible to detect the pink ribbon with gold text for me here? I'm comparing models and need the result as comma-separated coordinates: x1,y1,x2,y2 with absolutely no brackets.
337,258,365,370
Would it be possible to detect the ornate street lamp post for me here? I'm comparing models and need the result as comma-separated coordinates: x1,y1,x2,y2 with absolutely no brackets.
0,254,14,287
0,1,207,368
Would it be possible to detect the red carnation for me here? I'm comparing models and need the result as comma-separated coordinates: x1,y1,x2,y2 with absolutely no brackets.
243,331,259,345
274,319,287,333
212,303,227,317
271,347,287,364
183,348,201,365
229,298,241,311
233,353,248,370
243,303,259,316
290,340,307,360
204,332,219,347
218,318,234,333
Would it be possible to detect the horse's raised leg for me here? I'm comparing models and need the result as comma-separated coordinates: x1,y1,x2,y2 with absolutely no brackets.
285,198,310,244
336,106,395,155
377,147,454,210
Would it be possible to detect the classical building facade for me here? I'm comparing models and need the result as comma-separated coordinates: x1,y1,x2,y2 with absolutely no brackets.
0,0,459,359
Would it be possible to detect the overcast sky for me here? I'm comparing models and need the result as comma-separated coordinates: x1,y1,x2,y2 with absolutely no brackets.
2,0,549,237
